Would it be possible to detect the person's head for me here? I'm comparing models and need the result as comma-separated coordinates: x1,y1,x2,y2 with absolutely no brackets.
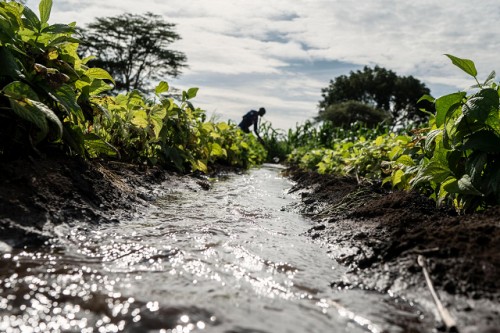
258,107,266,116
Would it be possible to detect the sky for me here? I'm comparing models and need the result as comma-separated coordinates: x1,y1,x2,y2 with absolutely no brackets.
26,0,500,131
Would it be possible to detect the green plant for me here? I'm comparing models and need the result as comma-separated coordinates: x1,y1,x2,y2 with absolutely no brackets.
0,0,266,173
386,55,500,212
0,0,114,157
90,81,266,172
288,130,403,180
259,121,289,162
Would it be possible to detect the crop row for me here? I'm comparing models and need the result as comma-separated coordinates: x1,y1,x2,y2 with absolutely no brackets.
0,0,266,171
280,56,500,213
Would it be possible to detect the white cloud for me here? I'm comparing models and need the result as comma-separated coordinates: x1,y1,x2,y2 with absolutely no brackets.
25,0,500,129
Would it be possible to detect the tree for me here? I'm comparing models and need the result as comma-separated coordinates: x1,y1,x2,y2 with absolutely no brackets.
318,66,431,125
321,101,390,128
78,12,187,93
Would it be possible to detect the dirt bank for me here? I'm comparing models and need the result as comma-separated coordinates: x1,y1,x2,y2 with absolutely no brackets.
0,155,210,249
286,167,500,333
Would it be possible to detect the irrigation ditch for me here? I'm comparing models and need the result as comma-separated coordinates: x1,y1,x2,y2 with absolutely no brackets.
0,156,499,332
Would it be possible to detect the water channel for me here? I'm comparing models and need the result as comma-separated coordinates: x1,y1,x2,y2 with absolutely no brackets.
0,165,431,332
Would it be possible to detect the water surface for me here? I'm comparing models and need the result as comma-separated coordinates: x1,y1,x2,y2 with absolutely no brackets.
0,165,430,332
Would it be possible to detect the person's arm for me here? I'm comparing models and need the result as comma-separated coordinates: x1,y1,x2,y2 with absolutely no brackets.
253,116,259,136
253,115,264,144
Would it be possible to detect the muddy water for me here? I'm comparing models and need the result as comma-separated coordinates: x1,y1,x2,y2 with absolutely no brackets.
0,165,432,333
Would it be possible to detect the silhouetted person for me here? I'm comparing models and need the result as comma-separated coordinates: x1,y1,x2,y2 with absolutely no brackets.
238,107,266,143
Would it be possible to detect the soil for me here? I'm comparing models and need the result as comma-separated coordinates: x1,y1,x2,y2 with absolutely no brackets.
1,156,499,332
0,154,211,249
286,167,500,333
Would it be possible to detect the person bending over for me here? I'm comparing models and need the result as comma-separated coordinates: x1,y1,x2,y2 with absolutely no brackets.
238,107,266,143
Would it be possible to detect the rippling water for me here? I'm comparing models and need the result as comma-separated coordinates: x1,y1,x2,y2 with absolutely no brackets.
0,165,432,332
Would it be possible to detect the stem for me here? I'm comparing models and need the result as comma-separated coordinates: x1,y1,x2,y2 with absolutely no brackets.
417,255,458,332
474,76,482,88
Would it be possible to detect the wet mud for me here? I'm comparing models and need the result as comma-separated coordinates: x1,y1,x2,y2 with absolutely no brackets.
286,168,500,333
0,155,210,249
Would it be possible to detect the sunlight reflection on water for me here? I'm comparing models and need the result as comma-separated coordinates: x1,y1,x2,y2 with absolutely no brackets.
0,165,429,333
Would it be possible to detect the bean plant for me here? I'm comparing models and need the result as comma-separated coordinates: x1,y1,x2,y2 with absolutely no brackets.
385,55,500,212
0,0,114,156
0,0,266,172
283,55,500,212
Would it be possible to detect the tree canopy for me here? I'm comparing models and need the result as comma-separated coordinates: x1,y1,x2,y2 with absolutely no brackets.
317,66,431,126
78,12,187,93
321,101,391,128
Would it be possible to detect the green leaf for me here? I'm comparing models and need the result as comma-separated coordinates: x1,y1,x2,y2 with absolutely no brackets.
49,85,84,122
463,130,500,153
88,79,113,96
210,142,226,158
485,108,500,133
417,94,435,104
462,88,499,123
444,174,483,196
28,99,63,140
411,160,452,187
81,55,96,64
9,98,63,142
0,47,22,79
391,169,405,186
127,90,145,107
9,99,48,140
388,146,402,160
437,176,456,205
131,110,148,128
43,23,74,35
84,68,115,84
217,122,230,131
3,81,39,100
155,81,169,95
186,100,195,111
0,4,22,35
395,154,415,167
186,87,199,100
150,105,166,138
435,92,465,127
424,129,442,152
444,54,478,78
466,151,487,183
483,70,496,85
84,133,119,158
39,0,52,25
192,159,207,173
22,5,41,31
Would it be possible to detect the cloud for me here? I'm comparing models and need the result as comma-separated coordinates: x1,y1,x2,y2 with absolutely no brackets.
25,0,500,129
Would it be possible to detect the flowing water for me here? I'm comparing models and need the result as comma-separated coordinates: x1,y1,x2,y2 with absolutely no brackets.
0,165,431,333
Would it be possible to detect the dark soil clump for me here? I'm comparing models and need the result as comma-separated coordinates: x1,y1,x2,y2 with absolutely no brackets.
286,167,500,332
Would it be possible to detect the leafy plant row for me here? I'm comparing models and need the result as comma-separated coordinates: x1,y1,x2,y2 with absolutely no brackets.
384,55,500,212
0,0,266,171
279,55,500,213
